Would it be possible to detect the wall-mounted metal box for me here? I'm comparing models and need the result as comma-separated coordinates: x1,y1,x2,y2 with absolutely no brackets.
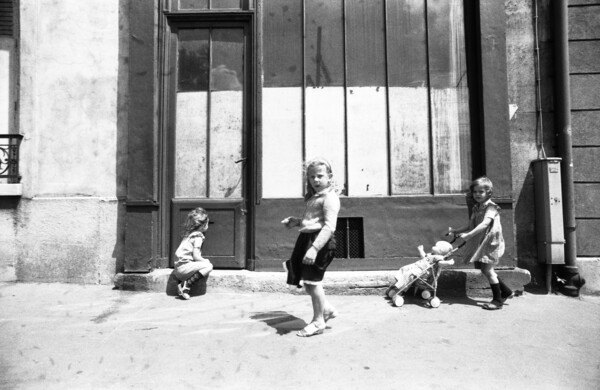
533,158,565,264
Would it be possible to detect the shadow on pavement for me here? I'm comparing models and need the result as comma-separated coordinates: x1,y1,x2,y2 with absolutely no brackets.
250,311,306,336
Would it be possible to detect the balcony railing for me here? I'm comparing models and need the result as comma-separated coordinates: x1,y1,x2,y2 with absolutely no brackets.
0,134,23,184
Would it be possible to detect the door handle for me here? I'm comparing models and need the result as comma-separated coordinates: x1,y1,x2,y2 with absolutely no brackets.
235,157,247,164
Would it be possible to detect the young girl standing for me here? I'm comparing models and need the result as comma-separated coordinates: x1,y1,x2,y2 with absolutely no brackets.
282,158,341,337
174,207,214,300
449,177,513,310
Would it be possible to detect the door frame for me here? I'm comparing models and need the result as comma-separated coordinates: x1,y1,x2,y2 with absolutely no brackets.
158,12,256,269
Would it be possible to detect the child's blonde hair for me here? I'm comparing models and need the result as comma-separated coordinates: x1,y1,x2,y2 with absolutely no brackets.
182,207,209,237
470,176,493,201
304,157,334,201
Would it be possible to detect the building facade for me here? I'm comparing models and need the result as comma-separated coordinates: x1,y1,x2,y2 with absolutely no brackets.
0,0,598,293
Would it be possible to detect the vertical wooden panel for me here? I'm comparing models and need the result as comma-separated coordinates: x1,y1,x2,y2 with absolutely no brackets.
262,88,303,197
428,0,471,194
262,0,302,87
347,87,388,196
386,0,427,87
478,0,511,197
387,0,429,194
431,88,471,193
127,0,156,200
346,0,386,87
389,87,430,194
305,87,346,191
305,0,344,87
175,92,208,198
124,208,154,272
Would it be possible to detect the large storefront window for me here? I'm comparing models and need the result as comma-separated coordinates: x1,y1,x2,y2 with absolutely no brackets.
262,0,472,197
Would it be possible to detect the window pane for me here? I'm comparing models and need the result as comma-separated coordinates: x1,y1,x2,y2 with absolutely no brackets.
305,0,344,87
428,0,471,193
387,0,430,194
263,0,302,87
210,0,241,9
175,29,210,197
210,29,244,198
175,92,208,198
346,0,386,87
179,0,209,10
178,29,209,92
210,29,244,92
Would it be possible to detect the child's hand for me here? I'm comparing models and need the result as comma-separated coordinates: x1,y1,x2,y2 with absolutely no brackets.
417,245,424,252
281,216,300,228
303,246,318,265
445,227,456,238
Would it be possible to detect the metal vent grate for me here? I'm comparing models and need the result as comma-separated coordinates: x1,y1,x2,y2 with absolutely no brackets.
334,217,364,259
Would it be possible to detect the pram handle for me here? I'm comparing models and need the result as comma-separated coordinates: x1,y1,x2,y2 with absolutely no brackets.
442,233,466,260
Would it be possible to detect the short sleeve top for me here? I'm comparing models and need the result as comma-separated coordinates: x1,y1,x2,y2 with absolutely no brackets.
174,231,205,267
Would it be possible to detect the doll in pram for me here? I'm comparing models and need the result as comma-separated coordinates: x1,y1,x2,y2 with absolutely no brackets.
385,241,456,308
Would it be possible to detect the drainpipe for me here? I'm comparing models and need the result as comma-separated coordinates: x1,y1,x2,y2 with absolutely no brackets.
552,0,585,296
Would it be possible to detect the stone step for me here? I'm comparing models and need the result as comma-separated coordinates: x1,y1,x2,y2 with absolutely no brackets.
114,268,532,298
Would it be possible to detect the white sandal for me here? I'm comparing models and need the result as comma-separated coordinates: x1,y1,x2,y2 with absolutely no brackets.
297,322,325,337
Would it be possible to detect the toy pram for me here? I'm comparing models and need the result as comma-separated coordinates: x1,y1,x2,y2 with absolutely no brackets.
385,240,463,308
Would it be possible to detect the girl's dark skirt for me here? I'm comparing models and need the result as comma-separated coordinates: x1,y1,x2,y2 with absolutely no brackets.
285,231,336,288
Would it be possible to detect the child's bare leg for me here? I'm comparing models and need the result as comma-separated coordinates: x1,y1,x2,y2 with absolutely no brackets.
304,284,326,326
480,263,498,284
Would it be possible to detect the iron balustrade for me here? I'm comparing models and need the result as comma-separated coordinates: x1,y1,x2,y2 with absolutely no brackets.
0,134,23,183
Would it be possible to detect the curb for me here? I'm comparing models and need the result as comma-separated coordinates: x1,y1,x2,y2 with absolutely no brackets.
114,267,532,298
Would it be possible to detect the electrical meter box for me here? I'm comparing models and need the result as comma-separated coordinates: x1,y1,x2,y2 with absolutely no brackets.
533,158,565,264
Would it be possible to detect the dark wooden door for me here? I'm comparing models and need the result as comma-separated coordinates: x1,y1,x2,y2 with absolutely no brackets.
167,24,250,269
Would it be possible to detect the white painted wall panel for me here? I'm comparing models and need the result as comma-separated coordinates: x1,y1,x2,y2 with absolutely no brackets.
346,87,388,196
389,87,430,194
210,91,243,198
262,87,303,198
431,88,464,194
305,87,346,192
175,92,207,198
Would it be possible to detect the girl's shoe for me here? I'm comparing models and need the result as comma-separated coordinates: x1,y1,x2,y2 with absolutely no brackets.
482,300,503,310
178,281,191,300
500,291,514,303
297,322,325,337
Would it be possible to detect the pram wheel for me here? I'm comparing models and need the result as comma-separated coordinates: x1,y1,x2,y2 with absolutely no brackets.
429,297,441,308
386,287,398,299
393,294,404,307
421,290,431,300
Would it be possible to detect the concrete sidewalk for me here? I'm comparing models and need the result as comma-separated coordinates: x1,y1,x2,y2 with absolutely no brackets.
1,282,599,389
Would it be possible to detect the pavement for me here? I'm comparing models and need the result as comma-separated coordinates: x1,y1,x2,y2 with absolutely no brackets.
1,281,599,390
